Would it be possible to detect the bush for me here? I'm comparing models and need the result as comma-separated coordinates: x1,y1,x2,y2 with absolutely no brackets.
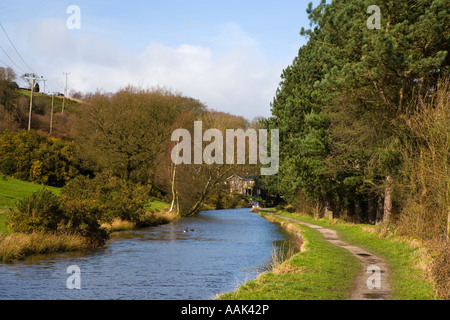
428,240,450,300
61,174,149,224
61,200,108,247
285,206,296,213
8,190,64,234
0,130,83,187
8,190,108,246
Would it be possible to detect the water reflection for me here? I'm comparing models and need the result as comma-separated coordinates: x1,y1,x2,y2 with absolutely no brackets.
0,208,294,300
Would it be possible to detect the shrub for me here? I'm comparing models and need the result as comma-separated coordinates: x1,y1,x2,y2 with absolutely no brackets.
8,189,64,234
61,200,108,247
61,174,149,224
0,130,83,187
428,240,450,300
8,190,108,246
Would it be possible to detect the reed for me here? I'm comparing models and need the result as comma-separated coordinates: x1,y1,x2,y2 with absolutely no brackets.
136,211,179,228
0,232,89,263
101,218,136,233
265,243,301,275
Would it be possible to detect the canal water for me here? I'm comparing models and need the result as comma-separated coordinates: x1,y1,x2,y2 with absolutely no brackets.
0,208,294,300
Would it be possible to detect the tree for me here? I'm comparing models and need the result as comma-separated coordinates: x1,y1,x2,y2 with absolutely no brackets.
266,0,449,223
72,86,205,186
0,67,20,126
155,111,251,216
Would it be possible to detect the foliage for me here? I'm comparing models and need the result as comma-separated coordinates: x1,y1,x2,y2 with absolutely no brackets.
8,190,63,234
8,189,108,246
396,78,450,239
265,0,449,228
72,87,206,185
0,130,83,187
154,110,254,216
60,199,108,246
60,174,149,224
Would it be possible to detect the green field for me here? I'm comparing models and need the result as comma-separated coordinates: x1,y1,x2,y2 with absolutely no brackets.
145,199,171,212
0,176,61,234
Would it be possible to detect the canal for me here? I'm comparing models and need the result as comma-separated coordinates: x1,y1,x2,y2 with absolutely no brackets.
0,208,295,300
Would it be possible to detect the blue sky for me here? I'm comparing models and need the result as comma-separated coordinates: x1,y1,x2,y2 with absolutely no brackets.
0,0,320,120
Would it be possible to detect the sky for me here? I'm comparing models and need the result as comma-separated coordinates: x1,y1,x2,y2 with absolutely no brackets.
0,0,319,120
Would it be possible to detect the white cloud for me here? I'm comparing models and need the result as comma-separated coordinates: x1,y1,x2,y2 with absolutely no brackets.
29,19,283,120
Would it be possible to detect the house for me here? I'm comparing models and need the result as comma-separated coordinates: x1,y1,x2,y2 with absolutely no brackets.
226,174,262,197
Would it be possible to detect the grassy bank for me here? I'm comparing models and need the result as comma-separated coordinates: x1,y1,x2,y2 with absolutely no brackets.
217,213,361,300
218,210,438,300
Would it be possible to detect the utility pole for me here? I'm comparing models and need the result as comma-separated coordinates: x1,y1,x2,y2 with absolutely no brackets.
25,73,37,131
62,72,70,114
50,92,55,135
40,78,47,94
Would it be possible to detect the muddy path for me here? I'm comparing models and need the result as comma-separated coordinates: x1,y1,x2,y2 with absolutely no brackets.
267,213,391,300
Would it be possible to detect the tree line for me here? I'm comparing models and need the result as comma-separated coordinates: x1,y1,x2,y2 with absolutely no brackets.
0,73,262,244
264,0,449,239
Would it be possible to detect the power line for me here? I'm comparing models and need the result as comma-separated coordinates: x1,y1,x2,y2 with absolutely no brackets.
0,22,35,74
0,23,63,102
0,43,27,74
0,57,12,69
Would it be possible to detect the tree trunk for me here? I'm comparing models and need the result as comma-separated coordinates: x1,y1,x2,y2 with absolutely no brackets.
355,200,362,224
169,163,178,213
383,175,394,223
324,200,333,220
376,195,384,225
185,174,213,216
368,197,376,225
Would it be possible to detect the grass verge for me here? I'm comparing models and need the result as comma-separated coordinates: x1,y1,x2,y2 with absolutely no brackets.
217,214,361,300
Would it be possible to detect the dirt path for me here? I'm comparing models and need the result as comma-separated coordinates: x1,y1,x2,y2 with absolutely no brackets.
268,213,391,300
